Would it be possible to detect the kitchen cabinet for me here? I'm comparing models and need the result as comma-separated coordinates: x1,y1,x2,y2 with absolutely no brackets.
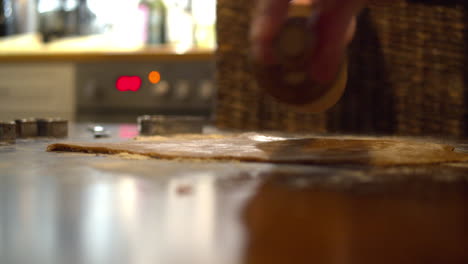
0,63,75,121
75,61,215,122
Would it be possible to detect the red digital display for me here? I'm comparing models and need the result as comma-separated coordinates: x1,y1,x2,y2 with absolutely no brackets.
116,76,142,92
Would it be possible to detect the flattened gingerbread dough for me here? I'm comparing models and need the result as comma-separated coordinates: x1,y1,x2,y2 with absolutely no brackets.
47,133,468,166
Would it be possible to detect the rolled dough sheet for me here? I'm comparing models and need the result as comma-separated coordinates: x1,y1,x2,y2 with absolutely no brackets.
47,133,468,166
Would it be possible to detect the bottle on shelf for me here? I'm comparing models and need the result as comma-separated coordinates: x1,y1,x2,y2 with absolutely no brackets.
191,0,215,49
0,0,15,36
164,0,194,50
140,0,167,45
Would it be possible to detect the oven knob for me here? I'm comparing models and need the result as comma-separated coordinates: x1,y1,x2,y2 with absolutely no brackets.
83,80,104,102
174,80,191,100
199,80,214,101
152,81,170,97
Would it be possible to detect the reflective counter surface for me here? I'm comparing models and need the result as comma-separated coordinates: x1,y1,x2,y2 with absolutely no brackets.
1,124,467,264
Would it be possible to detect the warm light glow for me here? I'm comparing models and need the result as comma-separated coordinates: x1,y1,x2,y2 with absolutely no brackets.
149,71,161,84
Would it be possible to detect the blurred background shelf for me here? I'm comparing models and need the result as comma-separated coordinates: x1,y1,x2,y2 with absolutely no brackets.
0,0,216,122
0,33,214,62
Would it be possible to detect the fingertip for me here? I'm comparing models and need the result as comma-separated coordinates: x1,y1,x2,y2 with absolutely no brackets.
346,16,357,45
308,11,355,84
250,0,291,64
250,16,274,63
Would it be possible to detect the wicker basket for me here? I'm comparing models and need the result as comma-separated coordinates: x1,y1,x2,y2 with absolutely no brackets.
215,0,468,138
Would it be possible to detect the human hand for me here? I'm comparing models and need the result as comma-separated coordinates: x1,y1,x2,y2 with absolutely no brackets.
251,0,365,84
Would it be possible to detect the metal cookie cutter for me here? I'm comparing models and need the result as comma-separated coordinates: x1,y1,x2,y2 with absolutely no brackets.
15,118,38,138
37,118,69,138
0,121,16,144
138,115,205,136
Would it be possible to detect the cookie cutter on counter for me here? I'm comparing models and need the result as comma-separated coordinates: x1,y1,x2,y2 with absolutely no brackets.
0,121,16,144
15,118,38,138
137,115,206,136
37,118,69,138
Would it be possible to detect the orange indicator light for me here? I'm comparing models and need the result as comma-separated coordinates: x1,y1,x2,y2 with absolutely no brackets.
149,71,161,84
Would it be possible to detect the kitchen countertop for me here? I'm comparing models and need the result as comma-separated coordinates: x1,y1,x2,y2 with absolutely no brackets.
1,123,468,264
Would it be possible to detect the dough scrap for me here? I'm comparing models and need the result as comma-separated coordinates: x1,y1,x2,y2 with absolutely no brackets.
47,133,468,166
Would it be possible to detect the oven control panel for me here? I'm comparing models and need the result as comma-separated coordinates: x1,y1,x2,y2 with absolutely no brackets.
76,61,215,122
